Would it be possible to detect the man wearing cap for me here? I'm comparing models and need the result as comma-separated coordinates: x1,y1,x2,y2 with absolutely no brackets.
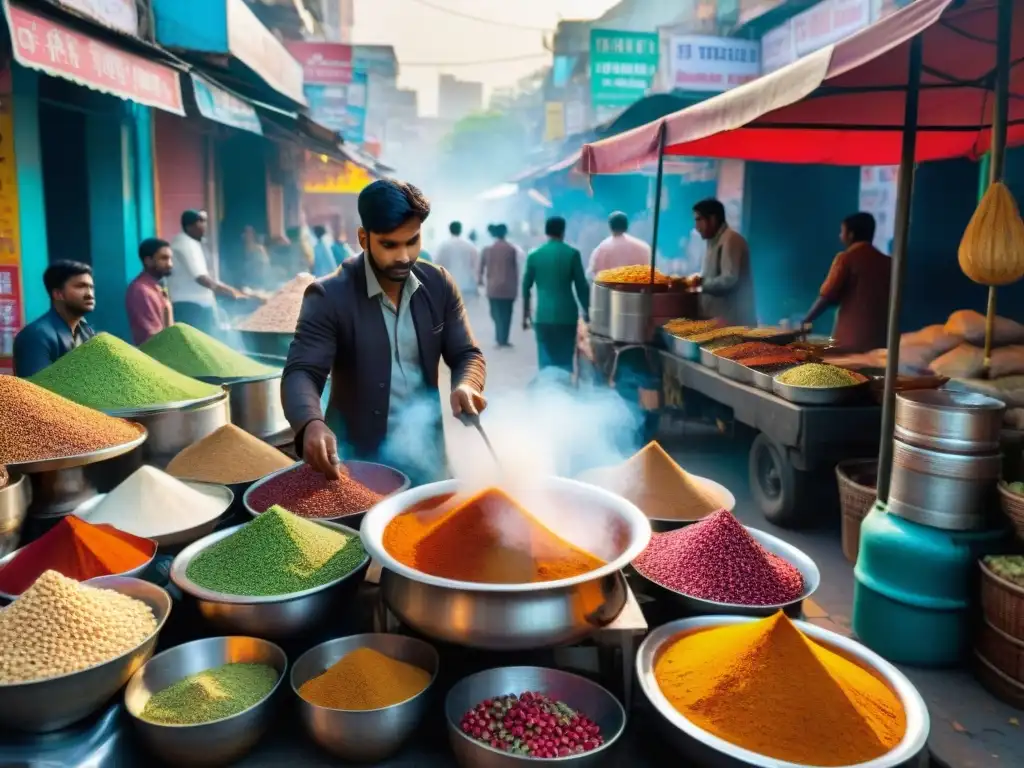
167,209,243,335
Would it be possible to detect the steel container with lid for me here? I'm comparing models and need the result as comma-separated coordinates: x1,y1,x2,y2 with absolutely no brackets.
588,283,612,338
895,390,1005,454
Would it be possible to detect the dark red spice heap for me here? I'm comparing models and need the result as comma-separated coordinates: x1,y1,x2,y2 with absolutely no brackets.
248,464,384,519
459,691,604,758
632,510,804,605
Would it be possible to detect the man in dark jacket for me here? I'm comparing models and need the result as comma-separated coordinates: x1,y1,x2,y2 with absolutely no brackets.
14,260,96,377
282,179,487,486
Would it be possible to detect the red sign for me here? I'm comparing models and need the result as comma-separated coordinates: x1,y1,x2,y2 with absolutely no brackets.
286,41,353,85
0,265,21,375
5,1,184,115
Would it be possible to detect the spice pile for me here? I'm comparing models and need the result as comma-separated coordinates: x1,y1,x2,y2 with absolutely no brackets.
84,466,229,539
714,342,781,361
777,363,862,388
459,691,605,758
141,323,277,380
633,510,803,605
663,319,717,338
594,265,671,285
236,273,315,333
743,327,788,338
167,424,293,484
685,326,749,343
586,442,722,522
0,570,157,683
298,647,431,710
141,662,278,725
0,376,143,464
247,463,384,519
383,488,605,584
654,612,906,765
186,506,366,596
986,555,1024,587
0,516,155,596
29,333,220,410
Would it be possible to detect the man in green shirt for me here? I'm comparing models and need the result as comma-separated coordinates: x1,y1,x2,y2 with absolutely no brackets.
522,216,589,373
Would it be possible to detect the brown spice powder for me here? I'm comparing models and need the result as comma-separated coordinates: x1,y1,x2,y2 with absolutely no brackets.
167,424,294,484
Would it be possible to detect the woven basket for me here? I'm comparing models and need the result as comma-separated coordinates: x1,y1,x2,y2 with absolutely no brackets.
979,558,1024,640
974,650,1024,709
976,619,1024,680
836,459,878,564
998,481,1024,542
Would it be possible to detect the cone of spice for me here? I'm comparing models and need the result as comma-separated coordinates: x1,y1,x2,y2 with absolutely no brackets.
298,647,431,710
141,323,277,380
236,273,315,333
167,425,293,484
247,463,384,518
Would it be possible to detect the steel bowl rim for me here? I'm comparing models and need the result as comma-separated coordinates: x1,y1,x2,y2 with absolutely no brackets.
361,477,652,593
576,467,737,523
103,388,227,417
243,460,411,522
290,632,440,713
5,426,148,474
631,525,820,612
170,520,369,604
124,635,288,729
636,615,930,768
896,389,1006,412
444,665,627,762
0,575,171,689
194,370,281,386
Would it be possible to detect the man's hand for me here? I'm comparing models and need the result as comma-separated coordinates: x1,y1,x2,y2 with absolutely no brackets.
450,384,487,419
302,420,343,480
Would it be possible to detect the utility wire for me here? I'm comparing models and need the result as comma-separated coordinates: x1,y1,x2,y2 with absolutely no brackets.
401,52,551,67
404,0,554,32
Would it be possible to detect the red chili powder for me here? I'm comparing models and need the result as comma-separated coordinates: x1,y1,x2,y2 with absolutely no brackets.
0,516,155,595
632,510,803,605
248,464,385,519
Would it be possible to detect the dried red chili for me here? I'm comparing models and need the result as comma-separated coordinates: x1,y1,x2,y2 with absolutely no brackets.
248,464,384,519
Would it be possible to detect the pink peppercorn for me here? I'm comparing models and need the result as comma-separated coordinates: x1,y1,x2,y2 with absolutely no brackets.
248,464,384,519
632,510,804,605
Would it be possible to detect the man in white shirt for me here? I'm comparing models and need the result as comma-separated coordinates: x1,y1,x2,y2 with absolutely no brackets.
586,211,652,281
167,210,242,335
434,220,479,301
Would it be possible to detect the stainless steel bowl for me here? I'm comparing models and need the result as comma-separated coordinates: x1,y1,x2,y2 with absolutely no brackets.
699,347,719,369
636,616,930,767
214,373,289,441
445,666,626,767
0,470,31,557
0,575,171,733
895,389,1005,454
772,376,870,406
108,392,231,469
361,478,652,649
291,633,439,762
5,426,147,474
631,525,820,618
170,520,369,639
124,636,287,766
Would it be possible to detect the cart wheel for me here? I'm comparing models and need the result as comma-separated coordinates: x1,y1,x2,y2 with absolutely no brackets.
748,433,814,528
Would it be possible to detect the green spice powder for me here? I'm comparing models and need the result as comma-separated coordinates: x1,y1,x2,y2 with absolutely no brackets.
30,333,220,410
141,662,278,725
777,363,860,389
186,505,367,596
141,323,277,380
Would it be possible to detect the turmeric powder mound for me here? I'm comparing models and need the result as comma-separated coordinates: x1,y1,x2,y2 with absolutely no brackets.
383,488,606,584
654,613,906,765
298,647,431,710
589,442,722,521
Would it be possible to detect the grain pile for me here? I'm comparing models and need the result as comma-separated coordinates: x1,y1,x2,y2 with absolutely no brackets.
167,425,293,484
585,442,722,522
595,265,672,285
0,376,143,465
141,323,276,380
777,363,861,388
141,663,279,725
0,570,157,683
247,463,384,518
298,647,431,710
663,319,717,338
29,333,220,410
236,273,315,333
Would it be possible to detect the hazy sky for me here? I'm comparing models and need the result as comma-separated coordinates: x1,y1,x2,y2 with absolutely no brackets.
352,0,619,116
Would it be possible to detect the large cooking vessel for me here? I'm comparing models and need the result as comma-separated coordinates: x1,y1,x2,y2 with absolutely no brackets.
206,373,289,441
895,390,1005,454
106,392,231,469
361,478,652,649
600,288,697,344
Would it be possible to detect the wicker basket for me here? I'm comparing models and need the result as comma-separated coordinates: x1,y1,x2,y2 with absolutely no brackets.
998,481,1024,542
836,459,878,564
974,650,1024,709
979,558,1024,640
976,619,1024,680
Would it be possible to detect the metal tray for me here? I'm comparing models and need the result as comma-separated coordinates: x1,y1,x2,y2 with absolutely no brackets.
751,365,796,392
661,330,699,361
772,377,870,406
6,428,147,474
699,347,718,369
716,357,752,385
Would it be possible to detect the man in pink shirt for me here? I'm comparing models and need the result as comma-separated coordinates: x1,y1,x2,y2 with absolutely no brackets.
126,238,174,345
586,211,652,281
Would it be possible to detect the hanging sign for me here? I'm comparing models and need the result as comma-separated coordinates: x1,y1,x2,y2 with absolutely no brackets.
669,35,761,92
304,68,367,143
57,0,138,36
0,68,22,375
590,29,659,108
192,75,262,135
285,42,353,85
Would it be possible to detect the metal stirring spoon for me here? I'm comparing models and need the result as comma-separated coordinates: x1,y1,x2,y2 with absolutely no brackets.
458,412,502,468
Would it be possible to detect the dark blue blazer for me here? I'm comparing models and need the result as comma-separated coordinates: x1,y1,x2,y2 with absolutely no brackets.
13,308,94,377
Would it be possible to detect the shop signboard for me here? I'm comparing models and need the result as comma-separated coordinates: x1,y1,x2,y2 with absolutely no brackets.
285,42,353,85
859,166,899,252
669,35,760,93
760,19,796,73
57,0,138,36
192,75,262,135
793,0,871,57
304,68,367,143
225,0,305,105
0,68,22,375
590,29,659,109
304,158,373,195
4,1,184,115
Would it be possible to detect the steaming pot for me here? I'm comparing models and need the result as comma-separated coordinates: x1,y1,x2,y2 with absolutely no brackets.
594,286,696,344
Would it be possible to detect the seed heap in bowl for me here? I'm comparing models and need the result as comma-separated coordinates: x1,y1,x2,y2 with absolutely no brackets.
595,265,671,285
185,506,366,596
298,647,430,710
459,691,605,758
0,376,144,465
167,425,293,485
29,333,220,410
685,326,749,343
713,342,781,361
382,488,605,584
236,273,315,333
777,363,861,388
654,612,906,765
247,464,384,519
632,510,803,605
141,662,278,725
0,570,157,684
663,319,717,338
141,323,277,380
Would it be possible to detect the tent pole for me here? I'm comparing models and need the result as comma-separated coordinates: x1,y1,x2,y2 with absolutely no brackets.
648,125,667,287
876,33,924,504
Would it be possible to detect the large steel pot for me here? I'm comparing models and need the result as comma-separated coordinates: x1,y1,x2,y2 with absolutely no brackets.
0,471,31,557
895,390,1005,454
589,283,612,338
107,392,230,469
361,478,652,649
214,374,289,441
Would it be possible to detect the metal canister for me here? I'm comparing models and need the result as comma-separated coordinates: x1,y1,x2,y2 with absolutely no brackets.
894,390,1005,454
588,283,612,338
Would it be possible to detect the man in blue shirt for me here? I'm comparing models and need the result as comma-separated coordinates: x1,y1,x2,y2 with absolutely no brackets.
14,260,96,377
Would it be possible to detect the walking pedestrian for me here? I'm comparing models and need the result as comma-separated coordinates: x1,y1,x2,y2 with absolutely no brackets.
479,223,519,348
434,221,479,303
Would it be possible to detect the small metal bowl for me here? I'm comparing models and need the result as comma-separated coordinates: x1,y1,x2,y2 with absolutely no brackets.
291,633,439,762
0,576,171,733
170,520,369,639
125,636,287,767
0,470,31,558
637,616,930,767
632,525,820,618
445,666,626,767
